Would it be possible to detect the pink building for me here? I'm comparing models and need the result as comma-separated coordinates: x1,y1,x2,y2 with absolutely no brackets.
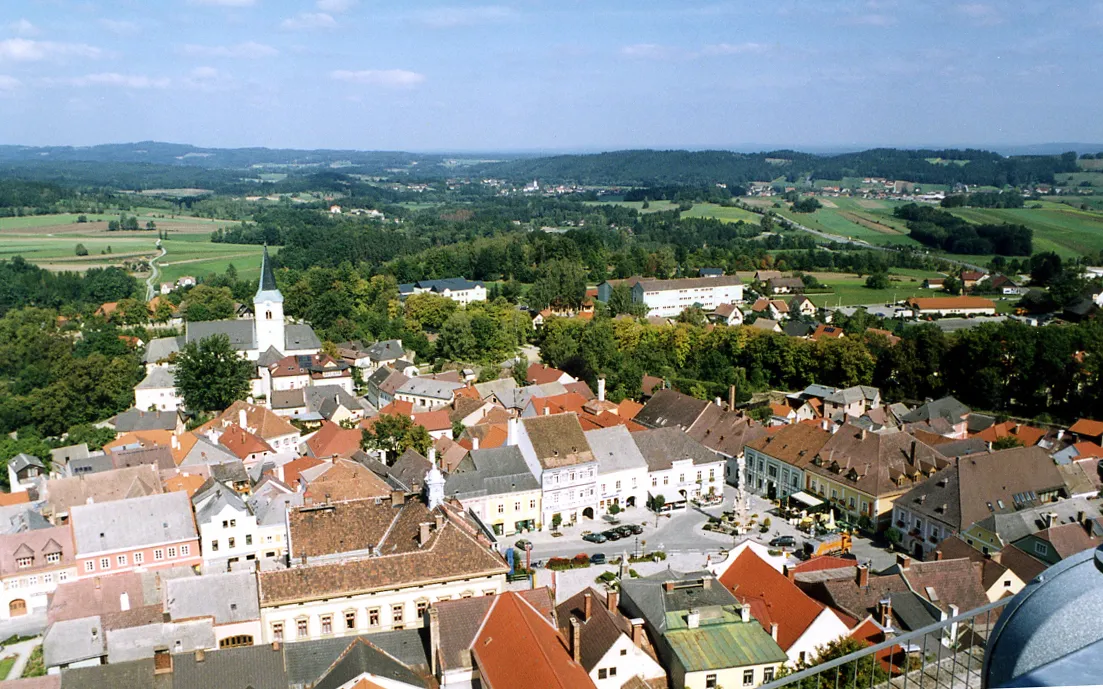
69,491,201,579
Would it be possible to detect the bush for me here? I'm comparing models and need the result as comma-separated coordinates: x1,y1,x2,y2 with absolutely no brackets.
762,517,771,529
596,571,617,583
75,243,88,257
547,557,572,571
573,553,591,566
629,569,641,578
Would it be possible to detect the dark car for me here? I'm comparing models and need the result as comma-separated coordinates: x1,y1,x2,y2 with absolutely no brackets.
583,532,608,544
615,524,635,537
770,535,796,548
514,539,532,551
622,523,644,535
602,529,624,541
590,553,607,565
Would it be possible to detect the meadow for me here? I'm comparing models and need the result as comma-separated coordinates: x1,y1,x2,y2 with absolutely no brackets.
946,202,1103,259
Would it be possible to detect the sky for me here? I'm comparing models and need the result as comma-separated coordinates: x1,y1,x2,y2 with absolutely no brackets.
0,0,1101,152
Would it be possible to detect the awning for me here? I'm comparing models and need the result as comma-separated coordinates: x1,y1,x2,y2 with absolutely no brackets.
790,491,824,508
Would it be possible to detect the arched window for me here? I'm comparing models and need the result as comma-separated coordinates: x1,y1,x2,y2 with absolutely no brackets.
266,311,272,319
219,634,254,648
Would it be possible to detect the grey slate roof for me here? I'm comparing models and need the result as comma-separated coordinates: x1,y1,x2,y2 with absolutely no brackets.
271,388,306,410
313,638,427,689
824,385,880,405
401,277,483,294
305,385,361,420
10,453,45,473
972,497,1099,546
585,426,648,474
366,339,405,361
178,436,239,467
109,445,175,472
632,427,720,471
396,376,465,400
248,491,303,527
107,618,215,664
257,244,279,294
634,388,711,430
142,335,183,364
283,629,429,687
620,568,736,633
171,644,287,689
44,616,105,667
110,408,180,433
165,570,260,625
58,659,168,689
284,323,321,351
903,396,971,425
257,345,286,367
71,491,197,556
194,484,248,526
185,319,256,350
67,453,114,477
388,448,433,492
135,366,175,390
473,377,517,401
445,445,539,500
50,443,90,467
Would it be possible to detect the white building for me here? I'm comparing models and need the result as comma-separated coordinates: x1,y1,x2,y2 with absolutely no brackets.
193,481,270,573
512,414,600,527
394,377,465,412
633,427,726,510
7,453,45,494
399,278,487,305
585,426,649,514
134,366,183,412
0,526,77,619
632,275,744,318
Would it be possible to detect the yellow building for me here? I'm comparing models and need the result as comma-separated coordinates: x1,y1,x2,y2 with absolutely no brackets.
444,445,543,535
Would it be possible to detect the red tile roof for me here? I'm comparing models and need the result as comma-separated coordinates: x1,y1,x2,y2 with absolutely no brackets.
618,399,644,420
307,421,363,459
905,296,996,310
718,549,825,651
1070,418,1103,438
376,400,414,417
973,421,1046,446
217,423,274,459
789,555,857,575
527,363,570,386
811,325,845,341
412,409,453,432
282,456,327,487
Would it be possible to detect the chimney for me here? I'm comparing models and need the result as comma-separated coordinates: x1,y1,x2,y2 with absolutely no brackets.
428,607,441,674
598,377,606,402
472,436,480,450
94,576,102,590
570,617,582,663
195,649,205,663
860,428,868,441
238,408,247,430
1078,510,1087,526
740,605,750,623
878,599,893,627
714,397,722,407
271,641,281,652
910,440,917,461
631,619,645,647
120,592,130,611
702,576,712,589
543,405,550,416
1044,512,1057,529
419,522,432,546
1057,429,1065,442
896,554,911,571
663,581,675,592
856,564,869,588
434,512,444,530
606,590,619,613
584,591,593,620
935,549,944,561
153,649,173,675
428,447,437,465
770,622,779,641
687,609,700,629
155,573,162,591
300,551,307,566
729,384,736,410
171,434,179,450
391,489,405,506
784,565,795,582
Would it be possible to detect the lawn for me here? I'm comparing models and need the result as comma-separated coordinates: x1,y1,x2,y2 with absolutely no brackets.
0,655,14,680
681,203,761,224
803,276,935,307
586,200,681,214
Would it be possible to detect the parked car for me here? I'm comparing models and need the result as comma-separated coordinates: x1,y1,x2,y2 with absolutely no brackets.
583,532,608,544
615,525,635,537
590,553,607,565
770,535,796,548
514,539,532,551
602,529,624,541
622,523,644,535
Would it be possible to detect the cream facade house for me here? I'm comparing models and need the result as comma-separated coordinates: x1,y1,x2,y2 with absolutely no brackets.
511,414,599,527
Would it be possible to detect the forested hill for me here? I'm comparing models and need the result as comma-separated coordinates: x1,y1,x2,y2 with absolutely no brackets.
473,148,1081,187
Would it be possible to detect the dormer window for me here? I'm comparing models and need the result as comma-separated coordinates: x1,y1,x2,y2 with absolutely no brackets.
46,553,60,564
16,557,32,568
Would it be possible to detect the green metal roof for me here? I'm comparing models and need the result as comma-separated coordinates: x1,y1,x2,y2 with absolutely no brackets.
664,609,787,672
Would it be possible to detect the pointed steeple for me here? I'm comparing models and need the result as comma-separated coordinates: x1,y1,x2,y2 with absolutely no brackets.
257,244,278,295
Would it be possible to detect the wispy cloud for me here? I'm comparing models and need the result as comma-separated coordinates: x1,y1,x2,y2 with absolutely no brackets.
331,69,425,88
183,66,235,91
62,73,170,89
189,0,257,7
842,13,897,26
100,19,141,35
317,0,356,12
702,42,770,56
280,12,337,30
0,75,21,92
9,19,38,37
956,3,1003,26
181,41,277,58
415,6,514,28
620,43,678,60
0,38,101,62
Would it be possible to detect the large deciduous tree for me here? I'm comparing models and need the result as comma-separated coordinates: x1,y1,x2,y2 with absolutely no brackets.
174,334,253,412
360,414,432,459
183,284,236,321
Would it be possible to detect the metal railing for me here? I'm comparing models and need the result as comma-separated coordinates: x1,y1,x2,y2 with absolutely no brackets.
760,598,1010,689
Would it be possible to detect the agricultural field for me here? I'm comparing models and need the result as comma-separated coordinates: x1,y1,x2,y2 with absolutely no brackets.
946,203,1103,259
586,199,680,214
770,198,924,248
681,202,761,224
0,212,266,282
802,272,940,307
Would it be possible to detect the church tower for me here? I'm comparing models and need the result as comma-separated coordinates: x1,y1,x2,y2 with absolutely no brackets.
254,245,285,354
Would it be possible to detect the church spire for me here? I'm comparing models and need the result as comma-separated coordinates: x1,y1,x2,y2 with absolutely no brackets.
257,244,278,295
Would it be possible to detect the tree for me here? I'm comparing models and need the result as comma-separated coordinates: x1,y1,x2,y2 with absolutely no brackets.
551,513,563,532
608,282,646,317
885,527,903,548
64,423,117,451
113,298,151,326
152,299,176,323
75,243,88,257
527,259,587,311
992,435,1023,450
778,637,891,689
864,272,891,290
174,333,253,412
943,276,962,295
608,502,622,516
183,284,235,321
405,292,457,331
360,413,432,459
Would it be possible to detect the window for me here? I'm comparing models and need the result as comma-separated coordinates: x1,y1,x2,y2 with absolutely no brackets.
599,669,608,680
211,540,219,552
100,557,110,570
529,499,536,509
84,561,94,572
1034,542,1049,556
134,552,144,564
181,545,190,556
320,615,333,635
167,547,177,558
764,668,775,683
615,480,621,490
497,504,504,514
244,535,252,546
697,471,702,482
271,622,284,641
391,604,404,627
831,489,838,500
652,477,657,488
849,497,856,510
220,634,254,648
230,519,236,527
368,608,380,626
154,549,164,561
709,469,715,481
679,473,685,483
514,501,521,511
663,476,669,486
706,674,718,688
743,669,755,685
117,554,127,566
226,539,234,550
416,600,429,616
59,571,68,582
296,618,308,638
28,575,37,586
620,648,627,656
861,501,869,515
222,520,229,528
43,573,53,585
46,553,60,564
16,557,31,569
345,611,356,630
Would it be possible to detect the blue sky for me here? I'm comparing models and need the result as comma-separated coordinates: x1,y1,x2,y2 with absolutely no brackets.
0,1,1099,152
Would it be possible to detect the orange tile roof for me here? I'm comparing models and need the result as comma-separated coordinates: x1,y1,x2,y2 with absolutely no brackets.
96,302,119,316
104,430,174,453
527,363,570,386
770,403,793,418
718,549,825,651
170,432,199,465
198,401,299,442
1070,418,1103,438
302,459,391,504
473,591,595,689
0,492,30,507
307,421,363,459
161,472,207,499
1073,441,1103,458
218,423,274,459
789,555,857,574
376,400,414,417
617,399,644,420
973,421,1046,446
811,325,845,340
282,456,327,487
454,385,481,401
412,409,453,432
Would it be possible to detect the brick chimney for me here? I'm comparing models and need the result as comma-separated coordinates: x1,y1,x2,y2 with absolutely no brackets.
391,489,405,506
631,619,645,647
770,622,778,641
583,591,593,620
663,581,675,592
856,564,869,588
419,522,431,546
878,598,893,628
606,590,619,613
428,607,441,674
784,565,795,582
896,554,911,571
934,549,944,561
569,617,581,663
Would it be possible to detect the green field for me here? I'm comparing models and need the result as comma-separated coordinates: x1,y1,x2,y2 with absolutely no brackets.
681,202,761,224
947,203,1103,258
803,272,940,307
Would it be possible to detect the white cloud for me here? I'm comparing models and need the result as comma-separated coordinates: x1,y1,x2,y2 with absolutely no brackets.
181,41,278,58
183,66,235,91
702,42,770,56
317,0,356,12
330,69,425,88
9,19,38,36
100,19,141,35
956,3,1003,26
65,72,170,89
280,12,337,30
0,38,101,62
842,13,897,26
416,6,514,28
620,44,677,60
0,75,21,91
189,0,258,6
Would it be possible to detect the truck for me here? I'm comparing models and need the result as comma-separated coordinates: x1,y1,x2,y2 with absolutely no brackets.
801,531,852,559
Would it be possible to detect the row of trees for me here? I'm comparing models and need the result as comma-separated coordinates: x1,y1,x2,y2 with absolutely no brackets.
895,203,1033,256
